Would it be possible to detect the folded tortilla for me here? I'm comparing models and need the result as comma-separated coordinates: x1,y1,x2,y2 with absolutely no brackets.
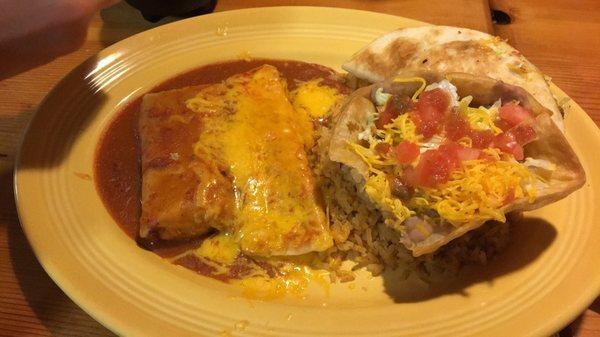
342,26,565,131
139,85,234,241
329,71,585,256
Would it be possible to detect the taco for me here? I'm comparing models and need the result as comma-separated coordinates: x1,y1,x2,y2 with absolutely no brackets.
342,26,565,131
329,71,585,256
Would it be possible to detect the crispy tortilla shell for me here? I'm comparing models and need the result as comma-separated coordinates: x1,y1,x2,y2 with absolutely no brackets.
329,72,585,256
342,26,565,131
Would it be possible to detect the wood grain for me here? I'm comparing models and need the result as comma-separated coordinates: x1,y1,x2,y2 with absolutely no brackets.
491,0,600,127
216,0,494,32
0,1,598,336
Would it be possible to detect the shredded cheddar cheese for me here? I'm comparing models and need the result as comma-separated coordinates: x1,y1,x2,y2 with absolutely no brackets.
348,112,422,175
421,150,536,226
459,96,503,135
348,142,394,175
392,76,427,101
364,172,413,223
379,113,422,144
392,77,427,101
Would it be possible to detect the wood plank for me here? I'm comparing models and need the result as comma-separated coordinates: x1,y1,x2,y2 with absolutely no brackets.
216,0,494,32
491,0,600,126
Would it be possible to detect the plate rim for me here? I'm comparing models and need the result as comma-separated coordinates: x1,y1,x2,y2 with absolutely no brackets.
13,6,600,336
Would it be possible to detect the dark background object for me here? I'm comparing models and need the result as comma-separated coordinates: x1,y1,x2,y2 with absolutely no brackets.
491,9,512,25
124,0,217,22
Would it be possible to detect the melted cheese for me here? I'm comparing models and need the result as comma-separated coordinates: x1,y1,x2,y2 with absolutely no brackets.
233,263,329,300
290,79,342,119
193,233,330,299
195,233,240,265
186,65,332,257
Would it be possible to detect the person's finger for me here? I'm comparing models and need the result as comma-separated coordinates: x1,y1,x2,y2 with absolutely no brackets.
0,0,119,80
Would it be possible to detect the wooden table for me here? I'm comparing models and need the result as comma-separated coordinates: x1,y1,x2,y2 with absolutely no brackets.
1,1,598,335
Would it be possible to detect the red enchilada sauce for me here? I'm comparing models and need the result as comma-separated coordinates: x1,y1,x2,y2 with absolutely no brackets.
94,59,349,262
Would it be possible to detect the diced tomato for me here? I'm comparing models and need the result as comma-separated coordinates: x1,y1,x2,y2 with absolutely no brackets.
492,120,537,160
439,142,481,161
499,102,534,128
395,140,420,164
376,95,412,129
402,141,483,188
405,148,460,187
494,131,524,160
413,89,450,138
417,89,450,113
419,150,460,187
470,129,495,148
444,111,494,148
375,143,392,157
445,112,471,141
455,145,481,161
495,118,513,132
510,124,537,145
412,111,444,139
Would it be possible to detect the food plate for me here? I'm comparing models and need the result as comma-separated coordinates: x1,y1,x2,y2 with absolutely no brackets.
14,7,600,336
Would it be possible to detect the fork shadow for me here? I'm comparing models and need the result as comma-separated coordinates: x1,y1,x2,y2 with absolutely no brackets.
381,216,557,302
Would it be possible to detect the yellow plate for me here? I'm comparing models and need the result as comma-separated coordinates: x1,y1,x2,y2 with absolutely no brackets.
14,7,600,336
